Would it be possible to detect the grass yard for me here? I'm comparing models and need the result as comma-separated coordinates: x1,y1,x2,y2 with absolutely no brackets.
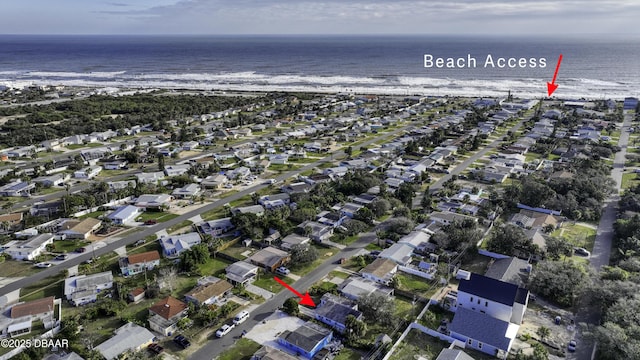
51,239,87,253
252,273,293,292
197,257,233,276
216,338,262,360
65,143,104,150
334,348,362,360
289,246,336,276
77,210,106,220
20,274,66,301
167,220,194,234
0,260,44,277
221,244,253,260
328,270,350,279
622,172,640,190
201,207,228,221
388,329,449,360
462,252,492,274
396,273,437,297
551,223,597,251
135,211,180,223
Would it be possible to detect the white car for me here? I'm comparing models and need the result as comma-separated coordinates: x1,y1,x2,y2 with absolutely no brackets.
233,310,250,325
215,324,235,338
35,262,52,268
276,266,290,276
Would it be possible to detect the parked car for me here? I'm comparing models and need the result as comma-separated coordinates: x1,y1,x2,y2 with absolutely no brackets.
134,239,146,246
233,310,250,325
574,247,590,257
54,254,68,261
144,219,157,225
35,262,52,268
173,335,191,349
75,247,86,253
275,266,290,276
215,324,235,338
568,340,577,352
148,343,164,354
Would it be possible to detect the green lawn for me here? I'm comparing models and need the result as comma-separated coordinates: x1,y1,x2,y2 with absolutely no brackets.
78,210,106,220
551,223,597,251
135,211,180,223
198,257,233,276
216,338,262,360
396,273,436,295
65,143,104,150
289,246,336,276
167,220,194,233
52,239,87,253
36,186,64,195
252,273,293,292
334,348,362,360
328,270,350,279
0,260,43,277
622,172,640,189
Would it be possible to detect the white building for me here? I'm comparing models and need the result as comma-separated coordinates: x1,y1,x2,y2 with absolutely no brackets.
4,233,54,260
74,166,102,179
107,205,142,225
64,271,114,306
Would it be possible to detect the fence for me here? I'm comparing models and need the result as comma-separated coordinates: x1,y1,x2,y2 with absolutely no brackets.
477,249,511,259
398,265,436,280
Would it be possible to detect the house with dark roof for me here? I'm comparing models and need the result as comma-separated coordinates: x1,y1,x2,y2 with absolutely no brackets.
455,273,529,325
184,277,233,306
249,246,290,272
148,296,188,336
448,307,518,358
253,346,299,360
298,221,334,243
197,217,235,236
280,233,311,250
119,250,160,276
277,322,333,359
314,294,363,333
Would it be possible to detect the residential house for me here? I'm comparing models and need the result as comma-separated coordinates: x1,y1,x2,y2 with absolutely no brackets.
201,174,229,189
435,349,476,360
378,243,414,266
107,205,142,225
103,160,128,170
4,233,55,260
484,257,530,287
316,211,348,228
184,277,233,307
232,205,265,216
74,166,102,179
159,232,202,258
182,141,199,151
429,212,477,226
360,258,398,286
63,271,114,306
107,180,136,191
252,346,299,360
128,288,146,303
136,171,166,184
277,322,333,359
314,293,363,333
0,180,35,197
33,173,70,187
448,307,518,359
197,217,235,236
225,261,259,286
119,250,161,276
164,164,191,177
6,296,60,337
148,296,188,336
228,166,251,180
281,182,312,194
249,246,290,272
134,194,172,210
95,322,155,360
172,183,201,199
0,212,23,232
335,202,363,218
280,233,311,250
298,221,334,243
398,231,431,250
258,193,291,210
339,277,394,301
59,218,102,240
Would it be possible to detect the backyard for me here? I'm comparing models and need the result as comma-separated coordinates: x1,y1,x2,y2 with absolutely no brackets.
388,328,449,360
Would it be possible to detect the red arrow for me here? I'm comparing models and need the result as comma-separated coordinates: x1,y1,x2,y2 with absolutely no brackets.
547,54,563,97
274,277,316,307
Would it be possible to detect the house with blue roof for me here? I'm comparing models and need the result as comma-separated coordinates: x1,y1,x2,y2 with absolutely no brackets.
277,322,333,359
448,307,518,358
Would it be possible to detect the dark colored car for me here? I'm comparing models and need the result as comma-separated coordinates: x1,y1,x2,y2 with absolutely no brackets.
173,335,191,349
148,343,164,354
144,219,158,225
75,247,86,253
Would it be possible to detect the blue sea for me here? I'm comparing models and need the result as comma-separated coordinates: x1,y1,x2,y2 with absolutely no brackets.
0,35,638,99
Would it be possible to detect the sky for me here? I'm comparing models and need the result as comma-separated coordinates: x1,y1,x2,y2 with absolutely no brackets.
2,0,640,36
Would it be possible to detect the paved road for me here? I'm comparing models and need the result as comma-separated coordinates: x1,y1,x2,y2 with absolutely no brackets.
429,117,528,193
190,232,377,360
569,111,634,360
0,125,408,298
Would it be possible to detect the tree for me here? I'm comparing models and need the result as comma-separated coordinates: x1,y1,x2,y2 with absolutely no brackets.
536,326,550,342
395,182,415,208
366,198,391,217
157,153,165,171
355,207,374,225
486,224,535,257
357,292,396,327
529,261,590,307
544,237,573,260
290,244,319,265
282,297,300,316
345,314,366,342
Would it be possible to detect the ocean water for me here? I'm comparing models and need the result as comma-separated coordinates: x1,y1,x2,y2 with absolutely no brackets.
0,35,638,99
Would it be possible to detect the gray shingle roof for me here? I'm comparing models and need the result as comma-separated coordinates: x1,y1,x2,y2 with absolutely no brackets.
449,307,512,351
458,273,528,306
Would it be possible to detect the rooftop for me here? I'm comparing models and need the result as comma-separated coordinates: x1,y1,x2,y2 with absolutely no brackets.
279,321,332,353
449,307,516,351
149,296,188,320
458,273,528,306
11,296,55,318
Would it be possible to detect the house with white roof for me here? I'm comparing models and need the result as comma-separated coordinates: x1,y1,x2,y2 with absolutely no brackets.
0,180,35,197
172,183,201,199
4,233,54,260
159,232,202,258
378,243,414,266
225,261,259,286
74,166,102,179
95,322,155,360
134,194,172,209
64,271,114,306
196,217,235,236
360,258,398,286
135,171,166,184
339,277,394,301
201,174,229,189
164,164,191,177
107,205,142,225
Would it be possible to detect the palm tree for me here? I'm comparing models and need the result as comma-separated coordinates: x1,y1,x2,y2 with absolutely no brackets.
536,326,551,342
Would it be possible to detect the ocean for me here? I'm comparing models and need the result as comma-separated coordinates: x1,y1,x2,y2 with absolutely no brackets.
0,35,638,99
